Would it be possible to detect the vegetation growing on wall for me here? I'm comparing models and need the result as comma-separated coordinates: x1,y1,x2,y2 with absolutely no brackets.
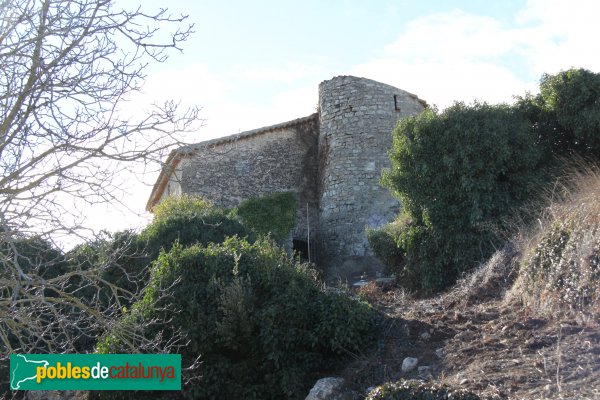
376,68,600,294
235,191,297,242
380,102,544,293
140,194,254,258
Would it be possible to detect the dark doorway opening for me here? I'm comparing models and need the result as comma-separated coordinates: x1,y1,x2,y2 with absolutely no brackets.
293,239,309,261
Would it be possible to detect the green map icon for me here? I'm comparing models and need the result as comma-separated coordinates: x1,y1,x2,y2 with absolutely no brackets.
9,353,181,391
10,354,49,390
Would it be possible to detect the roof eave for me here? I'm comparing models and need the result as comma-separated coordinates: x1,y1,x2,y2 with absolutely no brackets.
145,150,183,212
145,113,319,212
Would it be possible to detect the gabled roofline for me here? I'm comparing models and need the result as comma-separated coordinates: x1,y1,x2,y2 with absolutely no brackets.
181,113,318,152
145,150,183,212
146,113,318,212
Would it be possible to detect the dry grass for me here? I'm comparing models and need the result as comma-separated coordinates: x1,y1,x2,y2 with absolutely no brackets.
343,162,600,400
507,161,600,324
441,243,519,308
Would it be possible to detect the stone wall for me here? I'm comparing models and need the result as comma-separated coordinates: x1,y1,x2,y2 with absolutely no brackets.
147,76,426,279
317,76,425,278
181,116,319,246
163,161,184,199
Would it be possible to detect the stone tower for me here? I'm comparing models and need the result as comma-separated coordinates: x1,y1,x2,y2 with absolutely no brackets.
147,75,426,280
317,76,426,279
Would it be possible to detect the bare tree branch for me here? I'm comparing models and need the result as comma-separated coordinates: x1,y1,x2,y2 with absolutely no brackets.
0,0,200,236
0,0,201,392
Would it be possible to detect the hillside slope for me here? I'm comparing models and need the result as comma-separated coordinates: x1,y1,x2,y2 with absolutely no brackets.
345,166,600,400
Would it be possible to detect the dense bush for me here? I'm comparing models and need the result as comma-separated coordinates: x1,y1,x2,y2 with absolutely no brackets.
140,194,254,259
63,195,253,352
97,237,376,399
234,191,297,242
382,103,544,293
0,236,68,279
366,380,487,400
517,68,600,161
68,196,253,303
366,214,407,274
0,237,68,397
64,230,148,351
67,230,148,298
377,69,600,294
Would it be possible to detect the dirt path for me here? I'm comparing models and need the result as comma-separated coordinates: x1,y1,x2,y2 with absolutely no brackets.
343,283,600,400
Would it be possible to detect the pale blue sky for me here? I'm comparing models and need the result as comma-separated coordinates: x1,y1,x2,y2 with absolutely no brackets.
89,0,600,236
132,0,599,136
183,0,525,72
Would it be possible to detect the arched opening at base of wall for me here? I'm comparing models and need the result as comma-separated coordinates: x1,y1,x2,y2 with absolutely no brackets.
293,239,310,261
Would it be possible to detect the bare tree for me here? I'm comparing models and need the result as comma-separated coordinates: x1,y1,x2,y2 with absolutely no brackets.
0,0,200,236
0,0,201,388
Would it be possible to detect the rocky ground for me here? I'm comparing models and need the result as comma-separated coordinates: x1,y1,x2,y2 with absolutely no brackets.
340,280,600,400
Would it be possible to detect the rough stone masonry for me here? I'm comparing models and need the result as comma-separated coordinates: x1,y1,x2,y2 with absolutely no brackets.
146,76,426,280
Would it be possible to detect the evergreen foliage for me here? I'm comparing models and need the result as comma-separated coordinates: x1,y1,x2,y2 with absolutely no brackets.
1,236,67,279
518,68,600,160
67,230,147,299
235,191,297,242
140,194,254,259
381,103,544,293
376,68,600,294
97,237,376,399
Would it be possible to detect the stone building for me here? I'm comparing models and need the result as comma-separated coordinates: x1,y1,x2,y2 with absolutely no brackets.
146,76,426,279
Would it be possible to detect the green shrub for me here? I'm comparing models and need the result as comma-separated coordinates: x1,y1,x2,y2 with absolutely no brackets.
152,194,213,220
0,237,68,397
65,230,149,351
68,230,148,297
0,236,68,279
382,103,544,293
97,237,376,399
366,214,407,273
366,380,487,400
68,194,250,310
140,194,254,259
235,191,297,242
517,68,600,161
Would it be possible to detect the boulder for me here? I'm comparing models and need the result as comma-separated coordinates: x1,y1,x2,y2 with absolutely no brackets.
305,377,358,400
401,357,419,372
